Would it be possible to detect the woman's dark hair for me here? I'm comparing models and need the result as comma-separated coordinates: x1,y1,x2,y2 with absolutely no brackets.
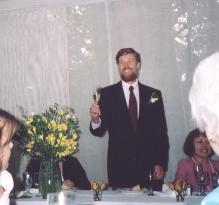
183,128,214,157
116,48,141,64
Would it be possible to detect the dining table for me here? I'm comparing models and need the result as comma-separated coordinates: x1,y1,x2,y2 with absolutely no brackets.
11,189,204,205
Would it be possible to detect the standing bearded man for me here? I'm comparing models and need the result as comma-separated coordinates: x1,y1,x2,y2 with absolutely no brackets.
90,48,169,190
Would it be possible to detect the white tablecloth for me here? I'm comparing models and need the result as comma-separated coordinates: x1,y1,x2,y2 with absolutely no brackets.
11,190,204,205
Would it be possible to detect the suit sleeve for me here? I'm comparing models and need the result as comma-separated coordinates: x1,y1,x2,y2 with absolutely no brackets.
63,157,91,190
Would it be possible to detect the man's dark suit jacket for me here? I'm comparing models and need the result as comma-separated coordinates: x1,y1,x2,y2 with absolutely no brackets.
27,156,90,190
90,81,169,190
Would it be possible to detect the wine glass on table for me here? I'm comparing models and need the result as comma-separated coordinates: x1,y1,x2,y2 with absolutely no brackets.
145,170,155,196
22,171,33,194
198,171,209,195
193,163,209,195
211,171,219,189
193,163,202,195
32,172,39,188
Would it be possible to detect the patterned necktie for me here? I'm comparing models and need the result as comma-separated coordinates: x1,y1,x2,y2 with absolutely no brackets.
129,86,137,131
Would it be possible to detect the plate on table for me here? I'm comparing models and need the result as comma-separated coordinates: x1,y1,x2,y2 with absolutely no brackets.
120,189,144,195
153,191,175,197
29,188,39,194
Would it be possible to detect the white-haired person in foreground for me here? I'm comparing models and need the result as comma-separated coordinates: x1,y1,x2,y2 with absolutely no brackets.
189,52,219,205
0,109,17,205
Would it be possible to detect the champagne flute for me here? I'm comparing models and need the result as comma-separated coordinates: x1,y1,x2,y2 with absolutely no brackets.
93,87,101,103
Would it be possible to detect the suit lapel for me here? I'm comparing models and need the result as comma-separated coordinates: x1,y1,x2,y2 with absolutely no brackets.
115,81,132,126
115,81,129,112
138,82,152,122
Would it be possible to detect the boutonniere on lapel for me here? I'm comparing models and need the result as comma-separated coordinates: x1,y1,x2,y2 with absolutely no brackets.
148,92,159,104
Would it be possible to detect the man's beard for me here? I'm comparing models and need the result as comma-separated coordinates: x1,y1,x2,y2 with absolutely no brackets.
120,72,138,82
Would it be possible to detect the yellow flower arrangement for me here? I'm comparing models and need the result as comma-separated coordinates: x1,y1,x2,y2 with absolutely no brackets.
20,103,80,160
91,180,107,191
168,179,187,201
91,180,108,201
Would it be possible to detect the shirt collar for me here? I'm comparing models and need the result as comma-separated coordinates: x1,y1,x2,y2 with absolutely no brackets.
122,80,139,90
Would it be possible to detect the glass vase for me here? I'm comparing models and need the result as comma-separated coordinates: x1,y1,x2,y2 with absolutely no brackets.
93,189,102,201
38,159,62,199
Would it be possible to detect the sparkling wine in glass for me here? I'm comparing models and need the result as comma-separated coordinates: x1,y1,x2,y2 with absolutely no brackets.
93,87,101,103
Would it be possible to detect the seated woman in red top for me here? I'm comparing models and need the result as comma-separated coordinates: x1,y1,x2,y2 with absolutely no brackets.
175,129,219,192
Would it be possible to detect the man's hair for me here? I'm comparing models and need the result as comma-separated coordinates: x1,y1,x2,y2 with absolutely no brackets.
116,48,141,64
183,128,214,157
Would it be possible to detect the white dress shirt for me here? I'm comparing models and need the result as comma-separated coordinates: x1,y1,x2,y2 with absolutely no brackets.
121,80,140,118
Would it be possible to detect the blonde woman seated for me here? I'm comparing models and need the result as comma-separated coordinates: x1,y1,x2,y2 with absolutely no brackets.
0,109,17,205
175,129,219,192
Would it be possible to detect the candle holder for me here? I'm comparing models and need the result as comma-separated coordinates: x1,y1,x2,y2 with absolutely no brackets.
175,190,184,202
93,189,102,201
91,180,107,201
168,179,186,202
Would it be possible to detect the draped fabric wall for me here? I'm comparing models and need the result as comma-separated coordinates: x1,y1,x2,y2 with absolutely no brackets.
1,0,219,186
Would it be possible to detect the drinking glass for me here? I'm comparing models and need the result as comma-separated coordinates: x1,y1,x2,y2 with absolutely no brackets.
193,164,209,195
145,171,154,196
22,172,33,193
93,189,102,201
32,172,39,188
193,163,202,195
93,87,101,103
47,191,76,205
211,171,219,189
198,171,209,195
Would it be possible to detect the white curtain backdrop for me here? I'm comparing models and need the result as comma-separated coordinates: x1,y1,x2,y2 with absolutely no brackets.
1,0,219,187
